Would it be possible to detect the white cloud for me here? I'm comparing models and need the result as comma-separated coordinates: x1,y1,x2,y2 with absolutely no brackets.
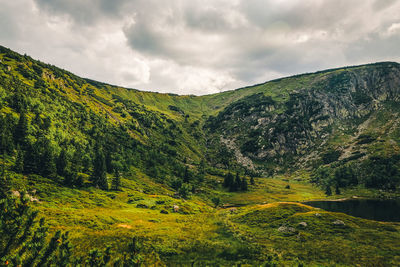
0,0,400,95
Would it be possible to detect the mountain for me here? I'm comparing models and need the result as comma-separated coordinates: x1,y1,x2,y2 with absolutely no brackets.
205,62,400,189
1,45,400,266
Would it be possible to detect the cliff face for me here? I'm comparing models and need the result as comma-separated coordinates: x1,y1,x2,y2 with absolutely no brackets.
205,62,400,173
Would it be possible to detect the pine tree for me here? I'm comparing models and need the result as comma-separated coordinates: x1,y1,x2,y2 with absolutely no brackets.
223,172,234,189
91,145,108,190
111,168,121,191
40,138,56,178
325,185,332,196
0,124,8,199
231,172,242,192
14,110,28,147
0,194,63,265
199,159,206,176
241,177,248,191
57,148,68,177
105,152,113,173
250,175,255,185
124,237,143,266
335,185,341,195
0,114,15,155
183,166,190,183
14,145,24,173
23,143,40,174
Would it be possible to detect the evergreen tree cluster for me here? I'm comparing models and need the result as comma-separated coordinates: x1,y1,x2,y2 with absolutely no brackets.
0,75,207,194
223,172,248,192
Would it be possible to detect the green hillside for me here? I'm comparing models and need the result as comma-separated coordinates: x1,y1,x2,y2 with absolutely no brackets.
1,45,400,266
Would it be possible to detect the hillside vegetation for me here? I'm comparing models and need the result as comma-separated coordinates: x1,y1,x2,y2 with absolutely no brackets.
1,45,400,266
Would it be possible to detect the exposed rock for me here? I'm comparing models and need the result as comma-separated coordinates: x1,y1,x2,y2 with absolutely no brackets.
26,195,39,202
11,191,20,197
332,220,345,226
278,226,296,234
220,136,256,170
298,222,307,227
315,213,321,217
173,205,179,212
206,63,400,172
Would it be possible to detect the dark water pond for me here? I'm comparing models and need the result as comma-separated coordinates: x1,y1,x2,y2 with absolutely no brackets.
304,199,400,222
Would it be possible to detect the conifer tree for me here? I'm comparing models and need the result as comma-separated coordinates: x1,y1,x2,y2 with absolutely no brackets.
40,138,56,178
111,168,121,191
23,143,39,174
0,125,8,199
241,177,248,191
105,152,113,173
223,172,234,189
183,166,190,183
14,145,24,173
14,110,28,147
232,172,242,192
250,175,255,185
92,145,108,190
335,185,341,195
56,148,68,177
0,115,14,155
325,185,332,196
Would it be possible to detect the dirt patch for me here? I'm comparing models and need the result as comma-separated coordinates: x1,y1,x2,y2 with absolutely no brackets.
117,224,132,229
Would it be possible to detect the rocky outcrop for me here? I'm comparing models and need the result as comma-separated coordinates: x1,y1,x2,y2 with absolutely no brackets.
205,62,400,171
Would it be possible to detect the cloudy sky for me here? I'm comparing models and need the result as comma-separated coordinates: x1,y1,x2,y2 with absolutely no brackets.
1,0,400,95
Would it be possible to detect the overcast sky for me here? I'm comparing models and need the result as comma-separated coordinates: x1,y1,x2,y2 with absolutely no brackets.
1,0,400,95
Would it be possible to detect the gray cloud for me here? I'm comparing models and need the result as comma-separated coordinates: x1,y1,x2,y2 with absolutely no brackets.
1,0,400,95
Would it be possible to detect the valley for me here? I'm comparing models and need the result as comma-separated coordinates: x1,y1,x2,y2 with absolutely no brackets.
1,45,400,266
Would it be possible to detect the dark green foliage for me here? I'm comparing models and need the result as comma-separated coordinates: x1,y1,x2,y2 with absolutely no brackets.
56,148,68,177
0,194,60,266
123,237,143,266
91,145,108,190
351,91,372,105
241,177,248,191
233,172,241,192
0,115,14,155
325,185,332,196
223,173,234,189
178,183,191,199
14,110,28,147
211,197,221,208
322,150,341,164
183,166,191,183
335,185,341,195
250,176,255,185
13,146,24,173
360,155,400,189
39,138,56,178
223,172,248,192
111,168,121,191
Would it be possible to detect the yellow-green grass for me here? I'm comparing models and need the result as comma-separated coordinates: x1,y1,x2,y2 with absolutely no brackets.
7,168,400,266
220,176,326,206
225,202,400,266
